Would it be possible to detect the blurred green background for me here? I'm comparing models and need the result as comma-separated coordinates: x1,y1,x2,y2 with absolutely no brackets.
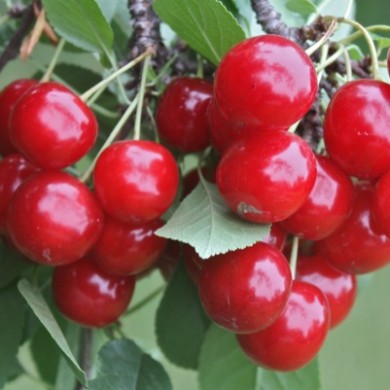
2,0,390,389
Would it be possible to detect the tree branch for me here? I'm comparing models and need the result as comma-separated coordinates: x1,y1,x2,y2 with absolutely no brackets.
250,0,305,45
0,3,35,72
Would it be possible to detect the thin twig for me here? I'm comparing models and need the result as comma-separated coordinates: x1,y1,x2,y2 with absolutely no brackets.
0,2,35,71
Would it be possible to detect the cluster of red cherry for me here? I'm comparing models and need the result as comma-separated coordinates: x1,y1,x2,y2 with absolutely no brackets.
0,79,180,327
156,34,390,372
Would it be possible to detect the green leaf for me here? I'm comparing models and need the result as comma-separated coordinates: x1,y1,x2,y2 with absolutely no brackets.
370,32,390,51
17,279,86,386
285,0,317,15
156,261,210,369
199,324,259,390
347,44,364,60
88,339,172,390
260,358,321,390
0,242,33,289
0,285,25,388
153,0,246,65
155,181,271,259
42,0,113,54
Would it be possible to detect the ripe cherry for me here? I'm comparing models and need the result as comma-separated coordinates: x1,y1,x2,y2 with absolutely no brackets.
52,257,135,327
280,155,354,240
92,218,167,276
324,79,390,179
0,154,39,235
156,77,212,152
93,140,179,223
216,131,317,223
214,35,317,131
262,223,286,251
9,82,98,169
0,79,38,156
237,280,330,371
7,171,104,266
372,169,390,237
198,242,292,333
296,254,357,328
315,182,390,274
157,240,181,281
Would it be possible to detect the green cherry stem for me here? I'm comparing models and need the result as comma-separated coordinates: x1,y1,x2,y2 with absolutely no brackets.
316,44,330,84
340,24,390,46
41,39,66,82
315,45,344,73
80,94,139,183
134,54,152,141
289,236,300,279
80,48,153,102
305,18,337,57
124,285,165,317
341,46,353,81
338,17,380,80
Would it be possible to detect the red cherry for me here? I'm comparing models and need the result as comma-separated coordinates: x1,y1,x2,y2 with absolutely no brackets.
216,131,317,223
296,254,357,328
372,169,390,237
7,171,104,266
183,244,203,283
214,35,317,130
0,79,38,156
315,182,390,274
0,154,39,235
198,242,292,333
52,257,135,327
280,155,354,240
92,217,167,275
262,223,287,251
237,280,330,371
93,140,179,223
156,77,212,152
324,79,390,179
9,82,97,169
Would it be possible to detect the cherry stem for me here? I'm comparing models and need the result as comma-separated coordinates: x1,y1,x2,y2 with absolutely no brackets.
341,46,353,81
41,38,65,83
340,24,390,46
124,285,164,317
80,48,153,102
79,94,139,183
289,236,299,279
134,54,152,141
338,17,380,80
316,43,330,84
315,46,344,73
305,18,338,57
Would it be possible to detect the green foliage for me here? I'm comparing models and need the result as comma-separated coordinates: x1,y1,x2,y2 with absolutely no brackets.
199,325,259,390
89,339,172,390
285,0,317,16
0,285,25,388
260,359,321,390
42,0,114,54
17,279,86,385
153,0,246,65
156,181,271,259
156,261,210,369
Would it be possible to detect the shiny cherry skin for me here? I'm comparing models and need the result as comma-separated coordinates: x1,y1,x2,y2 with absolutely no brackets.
372,169,390,237
52,257,135,327
0,154,39,235
214,35,317,130
262,223,287,251
280,155,354,240
0,79,38,156
324,79,390,179
93,140,179,223
296,254,357,328
9,82,98,169
237,280,330,371
208,100,285,154
315,182,390,274
198,242,292,333
92,217,167,276
216,131,317,223
156,77,212,152
7,171,104,266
